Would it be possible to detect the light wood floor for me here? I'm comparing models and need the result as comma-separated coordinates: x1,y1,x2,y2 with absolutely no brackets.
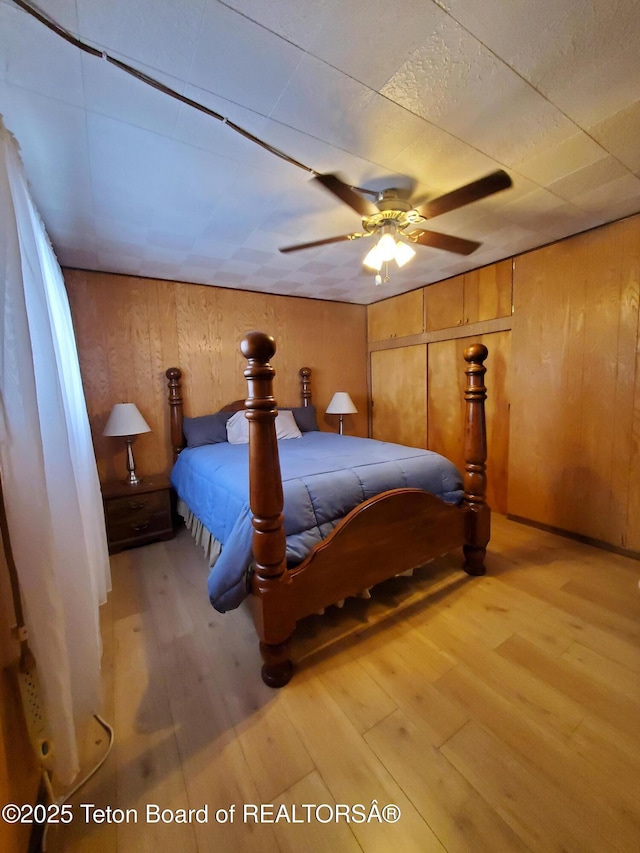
47,514,640,852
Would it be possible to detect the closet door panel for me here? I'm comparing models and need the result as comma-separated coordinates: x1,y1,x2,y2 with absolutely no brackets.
371,345,427,448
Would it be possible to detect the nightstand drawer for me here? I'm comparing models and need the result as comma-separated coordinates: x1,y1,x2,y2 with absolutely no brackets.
105,489,168,524
106,509,172,546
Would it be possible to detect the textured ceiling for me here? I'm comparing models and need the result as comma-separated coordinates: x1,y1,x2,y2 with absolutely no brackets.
1,0,639,304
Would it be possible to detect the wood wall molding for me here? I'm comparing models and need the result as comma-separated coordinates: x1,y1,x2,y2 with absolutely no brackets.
368,315,512,353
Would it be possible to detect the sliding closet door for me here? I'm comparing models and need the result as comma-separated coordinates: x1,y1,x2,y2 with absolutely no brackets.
370,344,427,448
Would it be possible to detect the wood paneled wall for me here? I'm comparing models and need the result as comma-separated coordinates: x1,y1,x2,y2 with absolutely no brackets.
509,214,640,552
65,271,368,482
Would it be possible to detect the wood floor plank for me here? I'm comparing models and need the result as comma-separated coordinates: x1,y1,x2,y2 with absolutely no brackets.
316,653,398,735
271,770,362,853
434,664,640,848
441,721,625,853
359,640,469,746
497,567,640,641
560,640,640,703
137,542,196,646
234,701,316,804
169,673,280,853
279,676,447,853
415,611,586,739
365,710,529,853
561,574,640,622
434,573,575,656
535,605,640,673
112,612,198,853
497,633,639,739
568,714,640,785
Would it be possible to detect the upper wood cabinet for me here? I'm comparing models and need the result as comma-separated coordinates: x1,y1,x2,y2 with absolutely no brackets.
424,275,464,331
463,259,512,324
367,289,424,342
423,260,513,333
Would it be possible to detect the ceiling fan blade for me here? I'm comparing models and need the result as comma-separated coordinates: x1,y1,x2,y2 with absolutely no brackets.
279,233,364,253
314,173,379,217
416,169,512,219
409,229,481,255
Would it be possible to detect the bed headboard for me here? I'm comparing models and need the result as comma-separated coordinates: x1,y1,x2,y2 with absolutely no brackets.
165,351,312,463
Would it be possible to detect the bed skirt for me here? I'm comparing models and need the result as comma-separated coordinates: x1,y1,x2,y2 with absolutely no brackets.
177,499,222,567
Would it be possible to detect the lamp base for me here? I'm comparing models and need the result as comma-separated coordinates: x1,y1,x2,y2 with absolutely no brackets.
125,437,142,486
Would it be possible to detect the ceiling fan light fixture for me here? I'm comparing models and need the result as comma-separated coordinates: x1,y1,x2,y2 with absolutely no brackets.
377,230,397,262
363,242,384,271
394,240,416,268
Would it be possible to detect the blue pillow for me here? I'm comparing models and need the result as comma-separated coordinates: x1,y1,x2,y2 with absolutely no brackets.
286,405,319,432
183,411,232,447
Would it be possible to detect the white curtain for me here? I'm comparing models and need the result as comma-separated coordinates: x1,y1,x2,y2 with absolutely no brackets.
0,117,111,784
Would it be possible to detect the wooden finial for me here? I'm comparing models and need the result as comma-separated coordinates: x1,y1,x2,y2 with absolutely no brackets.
464,343,489,365
240,330,276,363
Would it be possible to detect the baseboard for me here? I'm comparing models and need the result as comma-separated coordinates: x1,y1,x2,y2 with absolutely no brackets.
506,514,640,562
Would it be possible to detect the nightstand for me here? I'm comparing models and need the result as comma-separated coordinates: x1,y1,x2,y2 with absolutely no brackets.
101,473,174,554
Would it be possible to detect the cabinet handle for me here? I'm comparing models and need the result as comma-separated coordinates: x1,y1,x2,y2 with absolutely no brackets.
132,522,150,532
128,501,147,510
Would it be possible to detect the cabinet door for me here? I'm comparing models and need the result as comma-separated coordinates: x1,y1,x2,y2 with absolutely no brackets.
464,260,512,323
424,275,464,332
371,345,427,448
367,289,424,342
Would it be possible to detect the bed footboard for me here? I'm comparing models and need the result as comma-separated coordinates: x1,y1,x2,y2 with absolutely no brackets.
240,330,490,687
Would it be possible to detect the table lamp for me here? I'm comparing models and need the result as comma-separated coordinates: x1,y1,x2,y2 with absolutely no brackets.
103,403,151,485
326,392,357,435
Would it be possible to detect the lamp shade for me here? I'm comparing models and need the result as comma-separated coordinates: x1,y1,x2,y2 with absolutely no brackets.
103,403,151,437
326,392,358,415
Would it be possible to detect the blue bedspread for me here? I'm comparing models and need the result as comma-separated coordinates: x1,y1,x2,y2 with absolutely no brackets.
170,432,464,612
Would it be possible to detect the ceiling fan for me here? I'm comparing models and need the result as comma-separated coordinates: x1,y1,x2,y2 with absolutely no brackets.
279,170,512,281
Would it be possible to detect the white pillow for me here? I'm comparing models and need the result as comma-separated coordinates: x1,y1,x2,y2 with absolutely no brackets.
275,409,302,440
226,409,302,444
226,410,249,444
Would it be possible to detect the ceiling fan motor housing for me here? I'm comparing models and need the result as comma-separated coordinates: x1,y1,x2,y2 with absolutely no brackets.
362,192,423,237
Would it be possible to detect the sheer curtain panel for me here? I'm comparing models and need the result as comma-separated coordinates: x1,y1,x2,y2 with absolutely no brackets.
0,117,111,784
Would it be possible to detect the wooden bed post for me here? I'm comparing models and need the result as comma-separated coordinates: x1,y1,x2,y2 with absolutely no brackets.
240,331,292,687
165,367,184,462
299,367,311,406
462,343,489,576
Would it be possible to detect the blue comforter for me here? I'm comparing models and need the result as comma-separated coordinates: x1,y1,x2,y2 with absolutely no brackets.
170,432,463,612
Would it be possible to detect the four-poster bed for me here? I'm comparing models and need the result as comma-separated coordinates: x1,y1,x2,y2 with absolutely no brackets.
166,331,489,686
